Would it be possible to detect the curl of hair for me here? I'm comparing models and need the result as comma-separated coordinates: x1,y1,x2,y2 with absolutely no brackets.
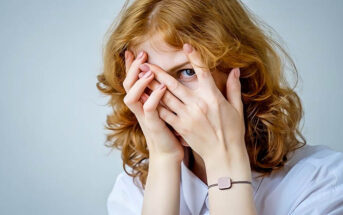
96,0,306,189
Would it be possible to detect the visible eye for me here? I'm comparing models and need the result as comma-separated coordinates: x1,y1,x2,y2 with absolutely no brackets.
177,68,196,81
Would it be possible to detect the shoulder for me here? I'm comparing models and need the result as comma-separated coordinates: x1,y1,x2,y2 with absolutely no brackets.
107,169,144,215
255,144,343,215
266,144,343,187
287,144,343,214
286,144,343,183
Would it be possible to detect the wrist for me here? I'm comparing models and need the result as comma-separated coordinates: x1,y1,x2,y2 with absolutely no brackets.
147,155,181,184
204,144,252,185
148,148,184,165
204,140,249,165
149,154,182,168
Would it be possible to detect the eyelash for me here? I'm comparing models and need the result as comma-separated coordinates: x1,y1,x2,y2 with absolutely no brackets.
177,68,196,81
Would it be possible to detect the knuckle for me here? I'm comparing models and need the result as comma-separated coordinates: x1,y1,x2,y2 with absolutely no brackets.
179,126,190,136
143,103,154,113
159,111,174,124
168,79,179,91
158,108,168,119
187,104,202,122
162,92,173,102
123,95,133,106
122,80,129,91
169,100,177,109
192,111,203,122
195,99,208,114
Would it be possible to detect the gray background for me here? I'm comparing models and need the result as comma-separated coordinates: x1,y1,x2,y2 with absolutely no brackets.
0,0,342,214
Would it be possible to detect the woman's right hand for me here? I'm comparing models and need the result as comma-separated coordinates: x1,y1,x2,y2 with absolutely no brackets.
122,49,184,163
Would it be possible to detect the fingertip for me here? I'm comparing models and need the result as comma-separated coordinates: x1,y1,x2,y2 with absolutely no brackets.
139,63,150,72
235,68,242,89
183,43,193,54
234,67,240,79
230,68,241,81
226,68,242,99
124,50,131,60
158,83,166,91
124,50,134,67
227,68,236,85
138,71,145,78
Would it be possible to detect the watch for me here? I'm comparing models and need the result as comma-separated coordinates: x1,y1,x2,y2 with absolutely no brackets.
208,176,252,190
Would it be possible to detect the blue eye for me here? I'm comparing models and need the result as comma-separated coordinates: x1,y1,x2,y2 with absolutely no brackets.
178,68,196,79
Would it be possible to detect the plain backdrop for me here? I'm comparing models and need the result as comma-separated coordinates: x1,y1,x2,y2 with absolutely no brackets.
0,0,342,214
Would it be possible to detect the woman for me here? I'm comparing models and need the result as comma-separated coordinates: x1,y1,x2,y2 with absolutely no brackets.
97,0,343,214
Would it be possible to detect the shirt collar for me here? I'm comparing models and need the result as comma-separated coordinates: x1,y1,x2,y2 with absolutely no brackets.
181,160,263,214
181,160,208,215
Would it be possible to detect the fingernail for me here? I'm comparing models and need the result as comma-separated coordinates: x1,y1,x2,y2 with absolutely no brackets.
143,70,152,78
139,63,150,72
183,43,193,54
137,51,144,59
159,83,166,90
234,68,240,79
138,71,146,78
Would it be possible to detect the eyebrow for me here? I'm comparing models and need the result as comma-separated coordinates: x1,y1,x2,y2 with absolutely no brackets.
166,61,190,74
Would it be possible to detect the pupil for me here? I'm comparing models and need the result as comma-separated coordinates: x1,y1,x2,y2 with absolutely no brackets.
186,69,194,76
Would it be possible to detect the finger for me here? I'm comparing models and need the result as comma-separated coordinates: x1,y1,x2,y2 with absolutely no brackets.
139,92,149,104
139,63,192,104
143,84,168,122
123,71,155,115
140,91,172,117
124,50,133,72
226,67,244,118
138,75,185,115
123,50,147,92
157,105,180,131
183,43,217,89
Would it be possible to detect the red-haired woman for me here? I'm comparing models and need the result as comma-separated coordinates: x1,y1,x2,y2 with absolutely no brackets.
97,0,343,214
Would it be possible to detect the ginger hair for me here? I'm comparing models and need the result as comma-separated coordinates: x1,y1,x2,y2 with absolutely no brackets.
96,0,306,189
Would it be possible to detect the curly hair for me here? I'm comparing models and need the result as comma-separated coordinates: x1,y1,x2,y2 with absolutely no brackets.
96,0,306,189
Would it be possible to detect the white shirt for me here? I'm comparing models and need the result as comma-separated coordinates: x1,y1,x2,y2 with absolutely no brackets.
107,144,343,215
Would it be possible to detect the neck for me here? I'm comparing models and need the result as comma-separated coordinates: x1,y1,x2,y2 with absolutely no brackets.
183,147,208,185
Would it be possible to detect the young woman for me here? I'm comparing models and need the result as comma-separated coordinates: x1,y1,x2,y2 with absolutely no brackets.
97,0,343,214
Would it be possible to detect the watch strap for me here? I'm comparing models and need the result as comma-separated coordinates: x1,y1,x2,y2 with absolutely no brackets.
208,176,252,190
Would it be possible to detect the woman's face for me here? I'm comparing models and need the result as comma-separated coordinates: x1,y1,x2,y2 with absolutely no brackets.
130,34,228,147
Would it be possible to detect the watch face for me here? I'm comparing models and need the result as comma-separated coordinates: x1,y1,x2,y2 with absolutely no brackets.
218,177,232,190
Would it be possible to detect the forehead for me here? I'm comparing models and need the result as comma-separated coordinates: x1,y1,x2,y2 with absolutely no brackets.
130,34,188,71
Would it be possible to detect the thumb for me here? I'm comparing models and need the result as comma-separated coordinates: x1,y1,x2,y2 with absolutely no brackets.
226,67,244,118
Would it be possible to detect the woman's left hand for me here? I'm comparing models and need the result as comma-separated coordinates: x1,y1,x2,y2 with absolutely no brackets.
139,44,250,171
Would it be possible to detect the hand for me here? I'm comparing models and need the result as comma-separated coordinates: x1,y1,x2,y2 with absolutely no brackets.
138,44,249,165
122,50,184,163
